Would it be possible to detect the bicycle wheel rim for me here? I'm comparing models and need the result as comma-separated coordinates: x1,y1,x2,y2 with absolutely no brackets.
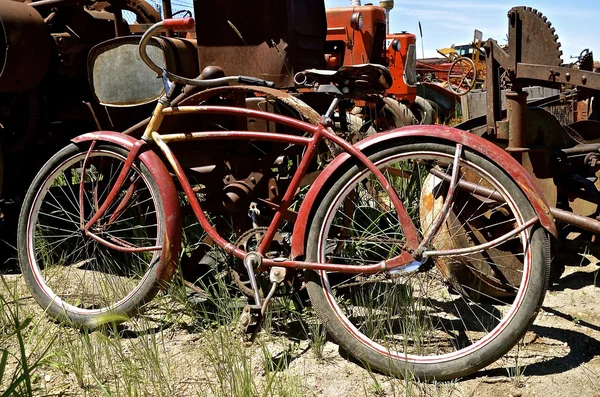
315,149,531,364
25,148,163,316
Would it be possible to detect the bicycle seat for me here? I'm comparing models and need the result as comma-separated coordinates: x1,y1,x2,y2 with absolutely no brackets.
295,64,393,95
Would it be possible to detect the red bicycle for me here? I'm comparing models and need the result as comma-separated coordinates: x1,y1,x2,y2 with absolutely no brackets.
18,18,556,380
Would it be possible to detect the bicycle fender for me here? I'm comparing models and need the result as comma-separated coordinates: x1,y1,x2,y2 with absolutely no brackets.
72,131,182,283
290,125,557,260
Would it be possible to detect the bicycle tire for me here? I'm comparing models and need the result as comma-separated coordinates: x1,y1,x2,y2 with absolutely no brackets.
18,143,169,327
305,139,550,380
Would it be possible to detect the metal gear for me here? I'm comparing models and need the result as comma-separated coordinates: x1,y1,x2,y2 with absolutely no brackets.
578,50,595,71
230,227,287,298
508,6,563,66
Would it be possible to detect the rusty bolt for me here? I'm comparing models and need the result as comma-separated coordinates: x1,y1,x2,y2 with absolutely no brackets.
582,76,588,84
565,72,571,81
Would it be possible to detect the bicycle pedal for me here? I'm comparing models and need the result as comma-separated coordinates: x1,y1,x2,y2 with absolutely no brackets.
239,304,262,335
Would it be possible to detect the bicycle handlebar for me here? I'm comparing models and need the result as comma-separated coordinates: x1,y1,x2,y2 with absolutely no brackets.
138,19,275,89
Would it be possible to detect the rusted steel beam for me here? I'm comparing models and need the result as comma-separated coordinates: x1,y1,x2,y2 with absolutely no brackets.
429,168,504,201
516,63,600,90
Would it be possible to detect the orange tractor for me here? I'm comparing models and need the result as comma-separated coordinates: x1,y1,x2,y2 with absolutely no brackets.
324,0,437,126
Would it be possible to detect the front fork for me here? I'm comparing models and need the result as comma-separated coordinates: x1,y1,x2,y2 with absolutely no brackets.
78,139,163,254
78,73,175,253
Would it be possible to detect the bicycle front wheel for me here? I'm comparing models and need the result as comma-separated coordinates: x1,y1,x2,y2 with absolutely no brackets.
305,139,550,380
18,143,170,327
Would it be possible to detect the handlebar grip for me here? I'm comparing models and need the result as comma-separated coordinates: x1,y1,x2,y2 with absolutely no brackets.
162,17,195,31
238,76,276,88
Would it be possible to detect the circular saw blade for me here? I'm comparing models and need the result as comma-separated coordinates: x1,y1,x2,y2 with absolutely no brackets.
509,6,563,66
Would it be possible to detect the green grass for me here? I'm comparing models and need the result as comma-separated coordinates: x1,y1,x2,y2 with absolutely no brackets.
0,276,57,397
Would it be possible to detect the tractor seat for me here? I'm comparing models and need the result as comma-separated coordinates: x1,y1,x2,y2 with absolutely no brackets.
295,64,393,95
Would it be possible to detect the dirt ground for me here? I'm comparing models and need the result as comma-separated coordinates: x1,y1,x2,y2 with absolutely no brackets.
3,253,600,397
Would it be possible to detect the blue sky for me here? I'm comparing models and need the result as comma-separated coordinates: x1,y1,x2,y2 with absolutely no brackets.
324,0,598,62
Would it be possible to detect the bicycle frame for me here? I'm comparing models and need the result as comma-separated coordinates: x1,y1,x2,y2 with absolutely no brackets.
80,97,423,275
71,17,557,280
74,88,557,280
19,15,564,380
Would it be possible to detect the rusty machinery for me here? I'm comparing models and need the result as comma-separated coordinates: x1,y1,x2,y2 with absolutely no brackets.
483,7,600,234
324,0,437,128
429,29,485,96
0,0,424,280
436,6,600,290
0,0,334,278
0,0,173,262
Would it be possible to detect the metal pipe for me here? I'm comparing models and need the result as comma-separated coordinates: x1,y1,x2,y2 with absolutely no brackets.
506,89,528,153
551,207,600,234
29,0,83,8
561,144,600,155
379,1,394,35
431,167,600,236
351,0,361,6
113,7,124,37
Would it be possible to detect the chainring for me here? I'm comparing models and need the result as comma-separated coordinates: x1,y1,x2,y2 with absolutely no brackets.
230,227,287,298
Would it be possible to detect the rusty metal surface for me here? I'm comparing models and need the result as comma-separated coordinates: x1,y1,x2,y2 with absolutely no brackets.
485,6,600,136
506,90,528,152
162,105,320,134
90,0,161,24
568,120,600,141
0,1,50,92
508,7,562,67
194,0,326,88
151,131,243,259
516,63,600,90
551,207,600,235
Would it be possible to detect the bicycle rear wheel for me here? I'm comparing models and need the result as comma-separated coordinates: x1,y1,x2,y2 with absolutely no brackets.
305,139,550,380
18,143,170,327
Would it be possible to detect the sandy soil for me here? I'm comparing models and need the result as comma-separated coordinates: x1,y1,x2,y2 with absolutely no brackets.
2,255,600,397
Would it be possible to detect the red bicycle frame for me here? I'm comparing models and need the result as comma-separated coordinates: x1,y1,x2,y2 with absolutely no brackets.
80,102,421,275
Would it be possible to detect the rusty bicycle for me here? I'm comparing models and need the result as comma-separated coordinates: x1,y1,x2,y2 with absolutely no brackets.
17,18,556,380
